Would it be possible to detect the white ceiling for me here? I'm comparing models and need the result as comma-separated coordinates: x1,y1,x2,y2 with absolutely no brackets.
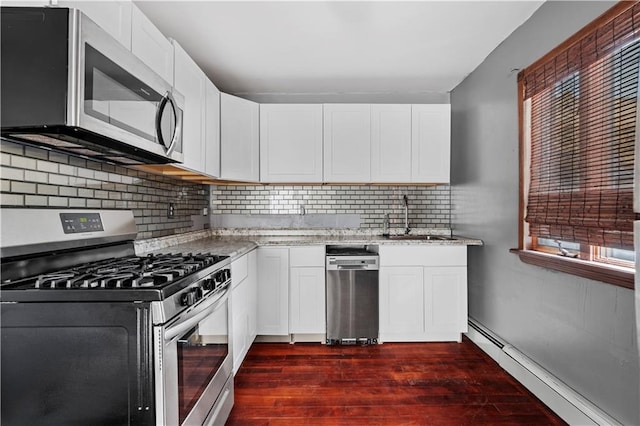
135,1,544,99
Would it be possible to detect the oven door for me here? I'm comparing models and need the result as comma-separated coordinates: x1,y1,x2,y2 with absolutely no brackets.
76,9,183,163
155,289,233,426
1,301,154,426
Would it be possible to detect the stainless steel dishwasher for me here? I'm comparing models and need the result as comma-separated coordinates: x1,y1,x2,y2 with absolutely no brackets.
326,246,379,345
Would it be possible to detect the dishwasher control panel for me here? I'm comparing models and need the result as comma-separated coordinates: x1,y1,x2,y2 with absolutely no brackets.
326,256,378,269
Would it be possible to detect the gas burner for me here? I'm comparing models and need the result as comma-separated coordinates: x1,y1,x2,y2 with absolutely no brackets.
5,252,230,291
35,272,76,289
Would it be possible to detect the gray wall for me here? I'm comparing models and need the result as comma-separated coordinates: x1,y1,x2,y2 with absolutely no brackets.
450,1,639,424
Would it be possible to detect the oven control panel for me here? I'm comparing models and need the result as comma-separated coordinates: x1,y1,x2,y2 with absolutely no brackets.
59,212,104,234
180,269,231,307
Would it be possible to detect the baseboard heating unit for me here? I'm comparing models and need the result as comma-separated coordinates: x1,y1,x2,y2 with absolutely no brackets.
466,319,622,426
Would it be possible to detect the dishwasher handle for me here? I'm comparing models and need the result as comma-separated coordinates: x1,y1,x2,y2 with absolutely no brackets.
335,264,371,270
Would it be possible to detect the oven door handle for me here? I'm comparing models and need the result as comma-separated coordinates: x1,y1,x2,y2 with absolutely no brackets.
164,290,227,342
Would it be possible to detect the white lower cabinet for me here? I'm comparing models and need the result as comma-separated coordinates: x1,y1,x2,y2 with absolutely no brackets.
379,246,467,342
289,246,326,335
379,266,424,341
256,247,289,335
231,249,257,374
424,266,467,336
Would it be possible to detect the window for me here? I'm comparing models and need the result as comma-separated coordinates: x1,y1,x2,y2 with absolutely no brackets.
515,2,639,289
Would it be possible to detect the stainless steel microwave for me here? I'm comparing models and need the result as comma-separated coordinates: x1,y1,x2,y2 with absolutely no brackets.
1,7,183,165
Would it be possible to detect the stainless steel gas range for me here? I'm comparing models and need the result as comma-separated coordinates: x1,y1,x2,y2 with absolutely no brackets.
0,209,233,426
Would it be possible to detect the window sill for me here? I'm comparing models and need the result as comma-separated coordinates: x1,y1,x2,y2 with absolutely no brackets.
510,249,634,289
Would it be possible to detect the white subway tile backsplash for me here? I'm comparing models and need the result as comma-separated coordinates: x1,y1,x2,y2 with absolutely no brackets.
25,146,48,160
36,160,59,173
37,184,58,195
1,139,209,239
48,196,68,207
25,195,47,206
24,170,48,183
11,181,36,194
11,155,36,170
1,167,24,180
212,184,450,229
1,193,23,205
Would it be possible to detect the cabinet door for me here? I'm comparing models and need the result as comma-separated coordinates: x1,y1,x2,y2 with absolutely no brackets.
260,104,323,183
371,104,411,182
289,267,325,334
424,266,467,336
131,4,173,84
247,249,258,342
411,104,451,183
231,272,250,374
173,41,206,174
379,266,424,342
220,93,260,182
58,1,132,49
204,81,221,178
323,104,371,182
257,248,289,335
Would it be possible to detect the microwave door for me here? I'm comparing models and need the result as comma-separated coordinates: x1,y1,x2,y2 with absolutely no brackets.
77,12,183,163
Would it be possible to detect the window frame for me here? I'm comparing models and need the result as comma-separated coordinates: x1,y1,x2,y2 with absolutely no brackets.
513,1,637,290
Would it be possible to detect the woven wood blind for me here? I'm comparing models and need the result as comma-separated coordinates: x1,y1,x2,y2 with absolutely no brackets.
520,2,640,250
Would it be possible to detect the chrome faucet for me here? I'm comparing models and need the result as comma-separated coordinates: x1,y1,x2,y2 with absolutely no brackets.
403,195,410,235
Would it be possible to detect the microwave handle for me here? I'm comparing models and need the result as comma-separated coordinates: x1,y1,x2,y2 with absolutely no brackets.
156,92,181,155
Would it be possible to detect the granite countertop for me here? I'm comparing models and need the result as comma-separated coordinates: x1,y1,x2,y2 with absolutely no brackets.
136,229,482,259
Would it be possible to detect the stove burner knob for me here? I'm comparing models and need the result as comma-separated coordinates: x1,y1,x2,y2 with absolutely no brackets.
202,278,215,291
180,287,202,307
222,269,231,281
181,291,196,307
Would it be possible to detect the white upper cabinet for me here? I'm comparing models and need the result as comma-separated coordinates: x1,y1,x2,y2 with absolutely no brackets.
371,104,412,182
323,104,371,183
260,104,323,183
220,93,260,182
411,104,451,183
173,41,206,174
204,81,221,178
131,4,173,84
57,1,133,49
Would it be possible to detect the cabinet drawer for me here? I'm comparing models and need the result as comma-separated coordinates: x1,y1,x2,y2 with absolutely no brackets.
231,254,248,287
289,246,325,267
379,245,466,267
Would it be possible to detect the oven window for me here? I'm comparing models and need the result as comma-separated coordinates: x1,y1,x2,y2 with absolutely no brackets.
177,302,228,424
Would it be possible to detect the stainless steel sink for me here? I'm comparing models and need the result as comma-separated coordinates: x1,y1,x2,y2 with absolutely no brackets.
382,234,454,241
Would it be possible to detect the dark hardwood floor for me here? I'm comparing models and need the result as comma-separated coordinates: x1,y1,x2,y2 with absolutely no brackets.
227,338,566,425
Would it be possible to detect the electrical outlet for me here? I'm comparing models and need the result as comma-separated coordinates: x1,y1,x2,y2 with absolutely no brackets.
202,207,208,216
167,203,175,218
